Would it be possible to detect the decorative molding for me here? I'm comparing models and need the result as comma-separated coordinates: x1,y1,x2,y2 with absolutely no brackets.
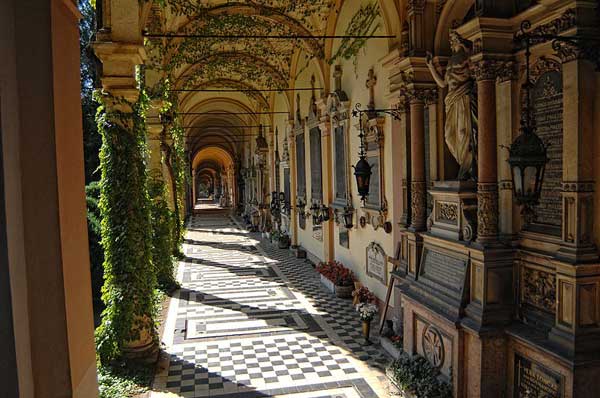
411,181,427,230
471,59,503,81
477,183,498,239
497,60,518,82
523,9,577,45
562,181,594,193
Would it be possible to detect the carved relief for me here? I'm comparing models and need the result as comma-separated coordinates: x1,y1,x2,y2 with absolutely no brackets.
522,267,556,313
437,202,458,224
477,183,498,239
422,325,444,369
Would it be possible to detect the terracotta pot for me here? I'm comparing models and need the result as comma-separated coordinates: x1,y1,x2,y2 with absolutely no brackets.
335,284,353,298
362,320,372,345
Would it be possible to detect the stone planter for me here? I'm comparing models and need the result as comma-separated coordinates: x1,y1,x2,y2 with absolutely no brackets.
380,336,403,360
335,284,353,299
278,235,290,249
320,274,335,293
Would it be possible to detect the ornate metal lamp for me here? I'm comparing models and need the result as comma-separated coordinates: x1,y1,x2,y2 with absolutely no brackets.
321,204,331,222
351,103,401,203
352,110,372,202
342,206,354,229
509,21,550,222
310,202,321,225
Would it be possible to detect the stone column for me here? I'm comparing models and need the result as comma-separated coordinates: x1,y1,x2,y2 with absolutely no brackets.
398,100,411,227
473,61,499,245
318,99,334,261
409,95,427,231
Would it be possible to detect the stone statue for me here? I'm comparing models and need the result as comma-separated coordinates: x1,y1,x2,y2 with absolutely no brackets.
426,30,477,180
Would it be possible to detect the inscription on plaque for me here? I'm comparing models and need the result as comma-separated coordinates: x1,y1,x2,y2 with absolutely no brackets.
419,248,467,296
514,354,563,398
366,242,387,285
531,69,563,231
334,126,347,203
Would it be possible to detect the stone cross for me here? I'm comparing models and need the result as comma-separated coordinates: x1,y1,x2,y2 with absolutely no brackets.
366,68,377,110
333,65,343,92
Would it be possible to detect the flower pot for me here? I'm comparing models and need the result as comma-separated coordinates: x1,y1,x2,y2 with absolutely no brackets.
335,284,353,299
362,320,372,345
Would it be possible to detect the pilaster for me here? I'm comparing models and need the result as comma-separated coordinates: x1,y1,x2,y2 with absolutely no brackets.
317,98,334,262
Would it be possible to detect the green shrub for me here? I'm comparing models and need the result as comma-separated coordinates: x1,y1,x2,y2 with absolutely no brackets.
388,353,453,398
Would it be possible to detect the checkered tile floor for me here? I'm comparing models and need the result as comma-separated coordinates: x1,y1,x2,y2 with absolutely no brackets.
153,214,395,397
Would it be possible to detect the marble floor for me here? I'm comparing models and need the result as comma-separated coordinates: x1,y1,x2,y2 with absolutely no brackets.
151,214,396,398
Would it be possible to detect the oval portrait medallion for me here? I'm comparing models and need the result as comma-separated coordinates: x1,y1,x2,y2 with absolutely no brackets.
422,325,444,368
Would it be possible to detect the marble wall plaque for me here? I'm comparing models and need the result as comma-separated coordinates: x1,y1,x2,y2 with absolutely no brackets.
366,155,380,208
419,247,467,298
514,354,563,398
366,242,387,285
313,224,323,241
339,226,349,248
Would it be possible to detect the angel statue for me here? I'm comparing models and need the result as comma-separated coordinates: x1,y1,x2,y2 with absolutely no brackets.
426,30,478,180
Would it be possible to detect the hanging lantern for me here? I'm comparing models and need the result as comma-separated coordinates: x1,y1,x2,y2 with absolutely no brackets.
353,111,372,202
508,21,549,223
310,202,321,225
508,126,547,212
342,206,354,229
354,157,372,202
321,204,330,222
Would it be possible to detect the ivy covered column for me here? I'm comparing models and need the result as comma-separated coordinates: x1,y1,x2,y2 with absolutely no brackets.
93,40,158,363
93,87,158,363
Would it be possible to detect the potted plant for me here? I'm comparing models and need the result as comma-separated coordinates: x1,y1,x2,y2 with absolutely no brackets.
269,230,280,244
278,233,290,249
352,285,376,306
357,302,378,345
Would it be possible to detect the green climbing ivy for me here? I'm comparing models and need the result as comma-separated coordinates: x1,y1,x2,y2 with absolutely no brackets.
94,80,158,364
147,170,179,291
328,1,381,71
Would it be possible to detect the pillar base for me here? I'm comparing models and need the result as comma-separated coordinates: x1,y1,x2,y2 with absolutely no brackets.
123,339,159,364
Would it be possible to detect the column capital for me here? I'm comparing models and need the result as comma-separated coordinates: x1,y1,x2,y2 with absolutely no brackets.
553,40,600,66
405,85,437,105
470,58,504,82
93,42,146,93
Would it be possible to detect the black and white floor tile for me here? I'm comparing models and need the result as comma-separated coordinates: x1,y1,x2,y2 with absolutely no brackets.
152,214,395,398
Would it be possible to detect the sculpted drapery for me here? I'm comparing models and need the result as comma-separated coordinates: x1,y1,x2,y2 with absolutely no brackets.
427,31,477,180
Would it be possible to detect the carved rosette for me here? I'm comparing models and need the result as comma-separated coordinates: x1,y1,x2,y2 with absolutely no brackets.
411,181,427,230
477,183,498,240
422,325,444,368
